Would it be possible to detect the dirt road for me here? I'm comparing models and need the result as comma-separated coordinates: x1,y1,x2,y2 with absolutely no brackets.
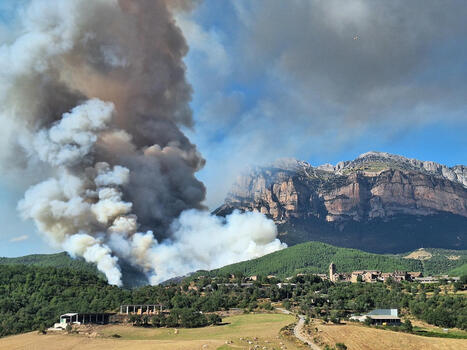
276,308,321,349
294,315,321,350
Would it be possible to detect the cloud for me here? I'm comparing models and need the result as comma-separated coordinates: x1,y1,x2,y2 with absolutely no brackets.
9,234,29,243
182,0,467,207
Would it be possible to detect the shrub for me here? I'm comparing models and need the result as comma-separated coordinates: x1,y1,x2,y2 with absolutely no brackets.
207,314,222,325
65,324,72,333
402,319,413,333
37,324,47,335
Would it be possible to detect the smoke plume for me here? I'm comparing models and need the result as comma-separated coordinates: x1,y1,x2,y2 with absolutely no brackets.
1,0,285,286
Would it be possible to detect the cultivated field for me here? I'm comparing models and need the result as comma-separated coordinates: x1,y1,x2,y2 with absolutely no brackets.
308,321,467,350
0,313,299,350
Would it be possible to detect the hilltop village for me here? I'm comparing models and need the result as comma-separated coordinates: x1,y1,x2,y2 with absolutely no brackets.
326,263,458,284
191,263,459,293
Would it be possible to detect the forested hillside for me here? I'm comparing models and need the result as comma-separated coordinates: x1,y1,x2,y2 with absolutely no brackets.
0,252,98,274
206,242,424,278
0,265,124,337
414,248,467,276
201,242,467,278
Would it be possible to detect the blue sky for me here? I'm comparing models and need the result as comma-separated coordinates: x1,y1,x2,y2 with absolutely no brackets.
180,0,467,205
1,0,466,257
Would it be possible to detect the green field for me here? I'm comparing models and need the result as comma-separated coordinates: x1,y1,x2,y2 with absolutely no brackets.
100,313,295,342
413,326,467,339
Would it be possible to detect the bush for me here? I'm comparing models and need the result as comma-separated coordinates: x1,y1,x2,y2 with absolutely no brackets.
65,324,72,333
260,301,273,310
336,343,347,350
37,324,47,335
129,314,142,327
179,309,208,328
402,319,413,333
207,314,222,325
151,314,166,328
165,313,179,328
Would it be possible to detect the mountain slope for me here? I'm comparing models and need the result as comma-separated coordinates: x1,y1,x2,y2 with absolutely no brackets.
215,152,467,253
0,252,147,287
0,252,98,274
406,248,467,276
201,242,467,278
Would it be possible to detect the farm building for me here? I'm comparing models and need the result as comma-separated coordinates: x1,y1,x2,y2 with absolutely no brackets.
350,309,401,326
119,304,164,315
51,313,115,330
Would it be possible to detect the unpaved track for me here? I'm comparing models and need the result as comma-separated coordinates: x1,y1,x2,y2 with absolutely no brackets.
276,308,320,349
294,315,321,350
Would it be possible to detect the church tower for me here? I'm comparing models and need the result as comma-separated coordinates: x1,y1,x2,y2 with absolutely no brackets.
329,262,336,281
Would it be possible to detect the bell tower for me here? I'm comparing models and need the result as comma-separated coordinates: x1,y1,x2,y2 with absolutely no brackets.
329,262,336,281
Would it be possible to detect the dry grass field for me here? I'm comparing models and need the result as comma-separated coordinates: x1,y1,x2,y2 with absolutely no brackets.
0,313,299,350
404,248,433,260
308,321,467,350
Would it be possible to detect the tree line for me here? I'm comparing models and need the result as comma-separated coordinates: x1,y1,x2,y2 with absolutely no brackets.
0,264,466,338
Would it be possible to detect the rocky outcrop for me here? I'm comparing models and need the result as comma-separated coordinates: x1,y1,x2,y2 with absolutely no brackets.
215,152,467,252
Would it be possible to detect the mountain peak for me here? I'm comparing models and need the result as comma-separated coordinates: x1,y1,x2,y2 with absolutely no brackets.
357,151,396,160
216,152,467,253
317,152,466,187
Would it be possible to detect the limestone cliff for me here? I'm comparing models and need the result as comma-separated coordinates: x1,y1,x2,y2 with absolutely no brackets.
214,152,467,253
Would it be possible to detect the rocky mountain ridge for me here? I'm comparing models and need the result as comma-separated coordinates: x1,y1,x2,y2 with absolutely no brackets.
318,151,467,186
215,152,467,253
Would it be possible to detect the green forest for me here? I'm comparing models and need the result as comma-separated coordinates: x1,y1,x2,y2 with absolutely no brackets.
0,252,98,274
0,265,123,337
1,263,466,338
201,242,467,278
1,242,466,338
2,242,465,282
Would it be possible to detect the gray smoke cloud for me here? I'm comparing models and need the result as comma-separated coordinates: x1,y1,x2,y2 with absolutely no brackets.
1,0,285,286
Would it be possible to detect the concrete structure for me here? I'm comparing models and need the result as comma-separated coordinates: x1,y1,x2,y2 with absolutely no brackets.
120,304,163,315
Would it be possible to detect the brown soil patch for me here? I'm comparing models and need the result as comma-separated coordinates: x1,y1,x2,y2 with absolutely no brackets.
447,255,461,260
404,249,432,260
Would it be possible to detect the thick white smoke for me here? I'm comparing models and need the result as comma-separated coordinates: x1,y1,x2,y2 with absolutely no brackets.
2,0,285,286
